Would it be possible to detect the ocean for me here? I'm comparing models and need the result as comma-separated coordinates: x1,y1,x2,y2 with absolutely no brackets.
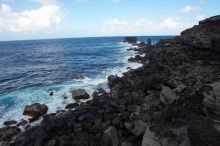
0,36,174,125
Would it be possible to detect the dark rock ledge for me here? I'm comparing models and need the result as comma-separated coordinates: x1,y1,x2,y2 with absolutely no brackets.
1,15,220,146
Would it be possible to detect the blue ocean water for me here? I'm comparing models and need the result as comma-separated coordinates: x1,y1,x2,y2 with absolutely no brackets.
0,36,174,125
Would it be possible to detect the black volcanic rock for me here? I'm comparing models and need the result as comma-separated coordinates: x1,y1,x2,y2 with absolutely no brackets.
124,37,137,44
72,89,90,100
181,15,220,52
23,103,48,119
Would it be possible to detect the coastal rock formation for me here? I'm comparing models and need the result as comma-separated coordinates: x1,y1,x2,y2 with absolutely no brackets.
1,15,220,146
160,85,178,104
124,37,137,44
203,81,220,120
65,102,80,109
72,89,90,100
181,15,220,52
142,127,160,146
23,103,48,119
0,126,21,142
73,75,85,80
3,121,17,126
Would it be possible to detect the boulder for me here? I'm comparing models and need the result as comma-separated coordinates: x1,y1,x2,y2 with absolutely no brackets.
49,91,54,96
103,126,119,146
0,126,21,141
160,85,178,104
23,103,48,119
142,127,161,146
203,81,220,118
124,37,137,44
132,120,147,136
108,75,120,88
16,120,28,127
3,120,17,126
92,91,98,98
65,102,79,109
93,89,107,99
72,89,90,100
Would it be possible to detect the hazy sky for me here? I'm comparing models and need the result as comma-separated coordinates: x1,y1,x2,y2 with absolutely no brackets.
0,0,219,40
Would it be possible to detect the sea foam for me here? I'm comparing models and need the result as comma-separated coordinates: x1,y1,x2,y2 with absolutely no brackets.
0,41,142,126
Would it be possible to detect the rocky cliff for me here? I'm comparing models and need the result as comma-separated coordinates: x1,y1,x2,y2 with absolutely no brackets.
181,15,220,52
1,15,220,146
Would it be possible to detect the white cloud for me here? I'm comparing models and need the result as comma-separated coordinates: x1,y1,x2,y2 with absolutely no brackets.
101,17,193,35
196,14,205,21
30,0,57,5
0,3,62,32
180,5,201,13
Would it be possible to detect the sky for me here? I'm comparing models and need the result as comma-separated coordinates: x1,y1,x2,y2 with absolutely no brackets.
0,0,219,41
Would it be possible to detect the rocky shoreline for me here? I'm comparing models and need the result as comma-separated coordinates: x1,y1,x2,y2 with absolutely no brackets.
1,15,220,146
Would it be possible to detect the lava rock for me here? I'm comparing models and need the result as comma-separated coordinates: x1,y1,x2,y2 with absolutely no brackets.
142,127,161,146
103,126,119,146
160,85,178,104
0,126,21,142
23,103,48,119
124,37,137,44
65,102,80,109
72,89,90,100
3,120,17,126
16,120,28,127
132,120,147,136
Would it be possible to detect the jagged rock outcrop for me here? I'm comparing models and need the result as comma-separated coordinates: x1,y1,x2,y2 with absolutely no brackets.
181,15,220,52
124,37,137,44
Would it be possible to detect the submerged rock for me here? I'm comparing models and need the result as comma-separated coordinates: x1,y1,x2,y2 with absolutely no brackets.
72,89,90,100
23,103,48,119
73,75,85,80
49,91,54,96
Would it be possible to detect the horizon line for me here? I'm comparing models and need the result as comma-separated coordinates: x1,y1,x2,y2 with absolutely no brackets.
0,35,178,42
